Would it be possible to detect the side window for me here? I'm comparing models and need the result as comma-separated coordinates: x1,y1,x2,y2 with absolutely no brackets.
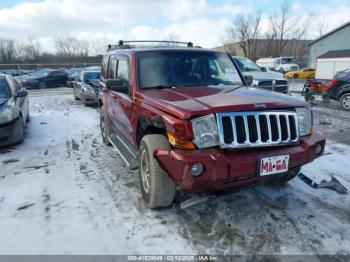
108,55,117,79
116,59,129,85
6,76,16,95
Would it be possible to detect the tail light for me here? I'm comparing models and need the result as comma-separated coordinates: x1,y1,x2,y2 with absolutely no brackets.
331,79,337,87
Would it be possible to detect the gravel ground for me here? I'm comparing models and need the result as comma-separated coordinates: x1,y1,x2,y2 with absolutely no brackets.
0,88,349,256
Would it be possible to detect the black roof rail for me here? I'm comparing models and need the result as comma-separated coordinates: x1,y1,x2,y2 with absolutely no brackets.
106,40,199,51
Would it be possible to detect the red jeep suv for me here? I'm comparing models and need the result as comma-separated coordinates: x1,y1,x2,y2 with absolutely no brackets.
99,41,325,209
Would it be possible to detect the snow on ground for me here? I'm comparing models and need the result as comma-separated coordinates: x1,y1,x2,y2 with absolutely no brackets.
0,89,349,255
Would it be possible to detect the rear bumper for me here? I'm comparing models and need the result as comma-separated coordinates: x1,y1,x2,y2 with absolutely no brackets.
155,132,325,191
0,118,22,147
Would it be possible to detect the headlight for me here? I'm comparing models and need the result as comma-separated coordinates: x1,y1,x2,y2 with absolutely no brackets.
251,79,259,87
82,85,94,94
296,107,313,136
191,114,219,149
0,109,14,124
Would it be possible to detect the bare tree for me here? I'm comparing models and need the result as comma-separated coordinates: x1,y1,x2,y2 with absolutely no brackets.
269,0,293,56
90,37,109,56
16,35,41,61
54,35,89,62
315,16,329,37
0,39,16,64
228,11,261,59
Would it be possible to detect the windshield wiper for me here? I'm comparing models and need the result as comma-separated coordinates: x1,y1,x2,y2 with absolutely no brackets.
143,85,174,90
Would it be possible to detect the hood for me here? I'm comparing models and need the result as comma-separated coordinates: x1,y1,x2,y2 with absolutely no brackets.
86,79,100,88
138,86,308,120
0,97,9,108
242,70,285,80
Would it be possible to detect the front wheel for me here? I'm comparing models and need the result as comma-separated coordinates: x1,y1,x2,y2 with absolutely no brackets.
293,74,299,79
39,82,46,89
139,135,176,209
339,93,350,111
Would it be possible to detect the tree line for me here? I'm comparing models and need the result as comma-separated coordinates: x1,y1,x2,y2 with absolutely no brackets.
222,0,328,61
0,35,107,64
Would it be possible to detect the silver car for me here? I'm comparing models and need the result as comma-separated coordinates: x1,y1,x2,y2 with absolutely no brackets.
232,56,289,94
73,70,100,106
0,74,29,147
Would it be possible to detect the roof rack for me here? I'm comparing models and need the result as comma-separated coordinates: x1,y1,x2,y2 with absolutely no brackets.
107,40,199,51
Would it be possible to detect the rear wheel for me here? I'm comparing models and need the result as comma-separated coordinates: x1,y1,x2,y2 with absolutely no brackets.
100,108,112,146
339,93,350,111
293,74,299,79
271,167,301,184
139,135,176,209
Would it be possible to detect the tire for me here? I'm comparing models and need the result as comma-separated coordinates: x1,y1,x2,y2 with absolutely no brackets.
293,74,299,79
100,107,112,146
271,167,301,185
339,93,350,111
139,135,176,209
39,82,46,89
26,111,30,123
16,115,25,144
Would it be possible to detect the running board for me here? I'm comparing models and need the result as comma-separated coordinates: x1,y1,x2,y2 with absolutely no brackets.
108,135,139,170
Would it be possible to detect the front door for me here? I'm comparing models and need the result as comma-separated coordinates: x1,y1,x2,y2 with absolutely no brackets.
108,56,134,145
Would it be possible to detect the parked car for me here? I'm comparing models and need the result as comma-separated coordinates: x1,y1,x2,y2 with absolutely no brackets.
22,69,68,89
232,56,289,94
67,68,82,88
73,70,100,105
256,57,300,73
285,68,315,79
0,74,29,147
99,40,325,209
329,68,350,110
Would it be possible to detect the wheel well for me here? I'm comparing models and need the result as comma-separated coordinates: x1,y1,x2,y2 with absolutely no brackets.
98,99,103,108
136,117,167,146
337,87,350,100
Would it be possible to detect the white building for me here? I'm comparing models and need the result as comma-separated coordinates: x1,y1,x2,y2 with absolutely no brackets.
308,21,350,68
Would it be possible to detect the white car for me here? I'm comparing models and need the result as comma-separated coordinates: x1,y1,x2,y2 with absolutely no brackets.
232,56,289,94
256,57,300,73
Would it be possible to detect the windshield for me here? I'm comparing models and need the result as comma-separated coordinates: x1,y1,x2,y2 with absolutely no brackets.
0,78,11,98
234,57,262,72
137,51,243,89
83,72,100,82
281,58,295,64
34,69,51,77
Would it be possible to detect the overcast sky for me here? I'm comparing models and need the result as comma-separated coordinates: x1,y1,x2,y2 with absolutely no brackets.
0,0,349,52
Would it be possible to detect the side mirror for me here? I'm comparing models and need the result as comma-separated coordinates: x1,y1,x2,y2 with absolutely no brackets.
244,75,253,86
260,66,267,72
106,79,129,94
16,90,28,97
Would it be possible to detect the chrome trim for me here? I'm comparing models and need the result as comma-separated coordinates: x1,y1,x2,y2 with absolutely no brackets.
216,111,299,149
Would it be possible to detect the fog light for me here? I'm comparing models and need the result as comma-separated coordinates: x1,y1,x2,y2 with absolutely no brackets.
315,144,322,155
191,163,203,176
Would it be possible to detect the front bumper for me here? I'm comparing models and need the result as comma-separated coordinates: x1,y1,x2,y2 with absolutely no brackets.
155,132,325,191
81,91,98,105
0,118,22,147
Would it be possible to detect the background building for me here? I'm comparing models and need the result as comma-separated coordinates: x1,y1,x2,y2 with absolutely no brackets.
308,21,350,68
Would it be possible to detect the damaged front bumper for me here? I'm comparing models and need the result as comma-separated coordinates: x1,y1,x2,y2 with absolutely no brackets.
155,132,326,191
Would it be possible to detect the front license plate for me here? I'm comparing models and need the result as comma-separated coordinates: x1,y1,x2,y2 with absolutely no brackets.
259,155,289,176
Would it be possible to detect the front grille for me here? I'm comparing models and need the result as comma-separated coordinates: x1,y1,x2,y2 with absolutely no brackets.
217,111,299,148
258,81,272,87
275,80,287,86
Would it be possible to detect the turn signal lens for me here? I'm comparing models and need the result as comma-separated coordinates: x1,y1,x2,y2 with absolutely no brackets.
167,133,196,150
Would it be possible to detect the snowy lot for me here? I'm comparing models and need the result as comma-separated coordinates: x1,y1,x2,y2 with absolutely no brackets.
0,88,349,255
